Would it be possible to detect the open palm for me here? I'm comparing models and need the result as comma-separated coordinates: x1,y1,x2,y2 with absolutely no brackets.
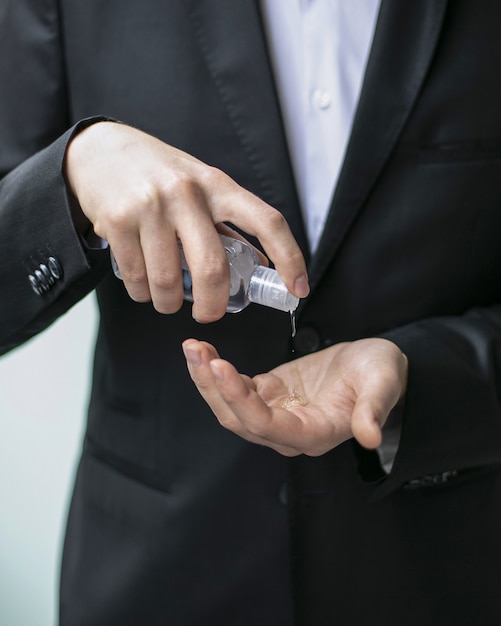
183,337,408,456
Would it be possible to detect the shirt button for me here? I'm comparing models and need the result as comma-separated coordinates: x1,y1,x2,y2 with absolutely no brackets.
278,482,288,506
293,326,321,354
312,89,332,110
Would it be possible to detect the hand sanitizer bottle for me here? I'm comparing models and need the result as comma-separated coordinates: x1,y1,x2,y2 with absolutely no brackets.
111,234,299,313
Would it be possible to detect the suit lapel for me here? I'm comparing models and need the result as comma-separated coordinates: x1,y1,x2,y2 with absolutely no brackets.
185,0,448,294
186,0,310,257
307,0,448,291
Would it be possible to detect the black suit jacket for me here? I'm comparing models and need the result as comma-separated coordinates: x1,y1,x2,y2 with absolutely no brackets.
2,1,501,625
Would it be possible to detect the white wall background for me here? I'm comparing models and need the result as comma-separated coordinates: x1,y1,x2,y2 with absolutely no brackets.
0,294,98,626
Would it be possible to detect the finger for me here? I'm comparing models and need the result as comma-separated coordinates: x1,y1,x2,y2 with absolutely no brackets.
209,360,311,455
350,379,401,450
209,359,273,421
348,341,408,449
208,358,287,444
182,340,245,431
182,338,221,379
210,181,310,298
249,213,310,299
182,341,299,455
351,398,384,449
133,172,230,318
109,234,151,303
177,223,230,323
139,221,186,314
215,223,269,267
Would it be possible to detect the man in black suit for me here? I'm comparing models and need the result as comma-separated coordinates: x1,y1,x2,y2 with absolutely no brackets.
2,1,501,625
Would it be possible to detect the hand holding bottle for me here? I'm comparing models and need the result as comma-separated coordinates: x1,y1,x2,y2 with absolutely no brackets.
112,234,300,313
182,337,408,456
64,121,309,321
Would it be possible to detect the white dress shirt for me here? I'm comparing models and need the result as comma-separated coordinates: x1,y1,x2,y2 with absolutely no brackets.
260,0,381,251
260,1,399,473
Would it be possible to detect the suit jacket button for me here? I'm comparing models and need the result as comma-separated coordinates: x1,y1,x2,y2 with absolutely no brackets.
293,326,321,354
40,263,55,286
404,469,459,490
278,482,288,506
48,256,63,280
35,269,50,291
28,274,42,295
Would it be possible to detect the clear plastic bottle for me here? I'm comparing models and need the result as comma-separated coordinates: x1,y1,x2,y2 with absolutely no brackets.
111,234,299,313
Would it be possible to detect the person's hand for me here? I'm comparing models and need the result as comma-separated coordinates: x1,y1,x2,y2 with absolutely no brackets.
64,121,309,321
182,337,408,456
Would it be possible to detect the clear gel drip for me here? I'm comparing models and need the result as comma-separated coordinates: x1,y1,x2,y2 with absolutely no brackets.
290,310,297,338
111,235,300,314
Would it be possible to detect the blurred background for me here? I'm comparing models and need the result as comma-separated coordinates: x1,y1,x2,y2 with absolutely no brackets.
0,294,97,626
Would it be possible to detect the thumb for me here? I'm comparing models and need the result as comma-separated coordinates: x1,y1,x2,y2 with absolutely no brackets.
351,397,385,449
350,347,407,449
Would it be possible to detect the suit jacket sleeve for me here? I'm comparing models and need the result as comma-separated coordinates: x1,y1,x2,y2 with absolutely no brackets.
374,306,501,497
0,0,109,356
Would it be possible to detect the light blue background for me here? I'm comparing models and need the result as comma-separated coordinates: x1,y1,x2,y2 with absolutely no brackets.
0,294,97,626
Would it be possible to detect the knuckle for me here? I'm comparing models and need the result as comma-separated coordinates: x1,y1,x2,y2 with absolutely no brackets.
195,257,229,285
218,413,241,432
104,204,132,232
161,171,201,204
264,208,288,231
200,164,228,192
135,178,162,210
124,267,148,285
246,420,271,440
106,182,162,230
149,270,180,292
288,248,305,265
